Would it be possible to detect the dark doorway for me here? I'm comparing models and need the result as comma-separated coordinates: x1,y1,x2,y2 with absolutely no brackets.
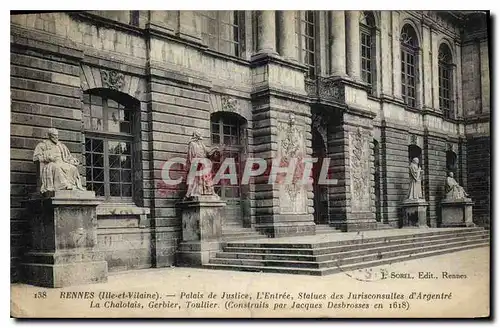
312,129,328,224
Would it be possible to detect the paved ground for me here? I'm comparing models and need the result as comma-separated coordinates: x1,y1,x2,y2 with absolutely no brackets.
11,246,490,318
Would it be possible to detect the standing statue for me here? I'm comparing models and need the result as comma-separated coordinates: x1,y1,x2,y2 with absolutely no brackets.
184,131,222,199
407,157,424,200
445,172,470,200
33,128,85,194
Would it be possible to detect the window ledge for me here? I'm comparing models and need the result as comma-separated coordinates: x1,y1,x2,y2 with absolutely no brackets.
204,49,250,66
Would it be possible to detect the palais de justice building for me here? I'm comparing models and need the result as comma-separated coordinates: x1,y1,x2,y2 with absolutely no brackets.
10,11,490,279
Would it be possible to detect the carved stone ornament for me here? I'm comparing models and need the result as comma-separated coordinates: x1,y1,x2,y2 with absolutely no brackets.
350,127,370,212
101,70,125,90
280,114,300,161
221,95,238,112
410,134,418,145
318,77,345,102
277,113,307,214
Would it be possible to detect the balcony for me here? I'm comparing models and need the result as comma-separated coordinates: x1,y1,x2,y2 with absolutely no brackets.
304,76,345,104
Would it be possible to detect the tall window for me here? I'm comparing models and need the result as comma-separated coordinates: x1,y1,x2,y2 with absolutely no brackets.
400,24,419,108
200,11,243,57
83,91,137,200
296,11,317,78
360,11,376,89
210,113,243,202
439,43,454,119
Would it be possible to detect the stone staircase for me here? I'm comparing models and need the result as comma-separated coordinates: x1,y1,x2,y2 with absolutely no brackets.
221,226,264,241
205,227,490,276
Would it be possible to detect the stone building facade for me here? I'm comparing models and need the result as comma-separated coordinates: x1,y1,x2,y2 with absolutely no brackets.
10,11,490,280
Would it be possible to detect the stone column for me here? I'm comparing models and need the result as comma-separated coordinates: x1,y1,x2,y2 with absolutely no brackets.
330,11,347,76
255,11,277,55
392,11,402,99
277,11,296,60
345,11,361,80
431,28,439,109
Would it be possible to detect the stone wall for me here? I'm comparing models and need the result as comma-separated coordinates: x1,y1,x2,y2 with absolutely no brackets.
10,27,84,280
466,136,490,227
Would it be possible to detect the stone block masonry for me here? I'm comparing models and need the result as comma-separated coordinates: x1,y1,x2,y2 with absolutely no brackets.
466,136,490,227
10,30,85,282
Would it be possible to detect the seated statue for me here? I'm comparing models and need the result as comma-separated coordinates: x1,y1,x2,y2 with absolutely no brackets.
33,128,85,195
444,172,469,201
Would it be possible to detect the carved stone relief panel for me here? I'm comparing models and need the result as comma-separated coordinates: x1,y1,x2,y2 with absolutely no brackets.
277,114,307,214
101,69,125,91
349,127,371,212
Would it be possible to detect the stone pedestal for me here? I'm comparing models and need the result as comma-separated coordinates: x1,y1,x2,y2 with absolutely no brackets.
400,199,429,228
20,191,107,288
440,199,475,227
176,196,226,266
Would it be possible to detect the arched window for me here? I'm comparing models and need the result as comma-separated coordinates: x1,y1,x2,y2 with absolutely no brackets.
439,43,454,119
200,11,243,57
296,11,317,78
400,24,419,108
360,11,376,90
83,90,138,200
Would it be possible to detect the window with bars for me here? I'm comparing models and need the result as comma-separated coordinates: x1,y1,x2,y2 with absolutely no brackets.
83,92,136,200
360,11,376,90
210,114,243,201
439,44,454,119
295,11,317,78
400,24,419,108
200,11,243,58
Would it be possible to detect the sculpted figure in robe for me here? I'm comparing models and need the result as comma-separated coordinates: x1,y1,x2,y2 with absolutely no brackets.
407,157,424,200
185,131,222,199
33,128,84,194
445,171,470,200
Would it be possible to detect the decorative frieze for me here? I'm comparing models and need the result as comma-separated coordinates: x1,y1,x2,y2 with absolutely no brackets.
305,77,345,103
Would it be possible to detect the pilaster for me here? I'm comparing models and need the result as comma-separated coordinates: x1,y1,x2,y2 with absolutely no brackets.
330,11,347,77
345,11,361,81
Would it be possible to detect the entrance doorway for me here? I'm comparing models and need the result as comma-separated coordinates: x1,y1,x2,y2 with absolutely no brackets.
312,129,329,224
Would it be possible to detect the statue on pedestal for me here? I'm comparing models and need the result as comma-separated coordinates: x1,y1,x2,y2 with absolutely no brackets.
184,131,223,199
407,157,424,200
444,172,470,201
401,157,428,228
33,128,85,195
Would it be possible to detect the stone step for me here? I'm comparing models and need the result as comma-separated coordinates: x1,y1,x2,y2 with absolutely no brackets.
216,232,489,262
221,226,264,241
314,225,341,234
225,227,485,249
205,242,489,276
226,228,488,255
210,237,487,269
223,229,488,255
